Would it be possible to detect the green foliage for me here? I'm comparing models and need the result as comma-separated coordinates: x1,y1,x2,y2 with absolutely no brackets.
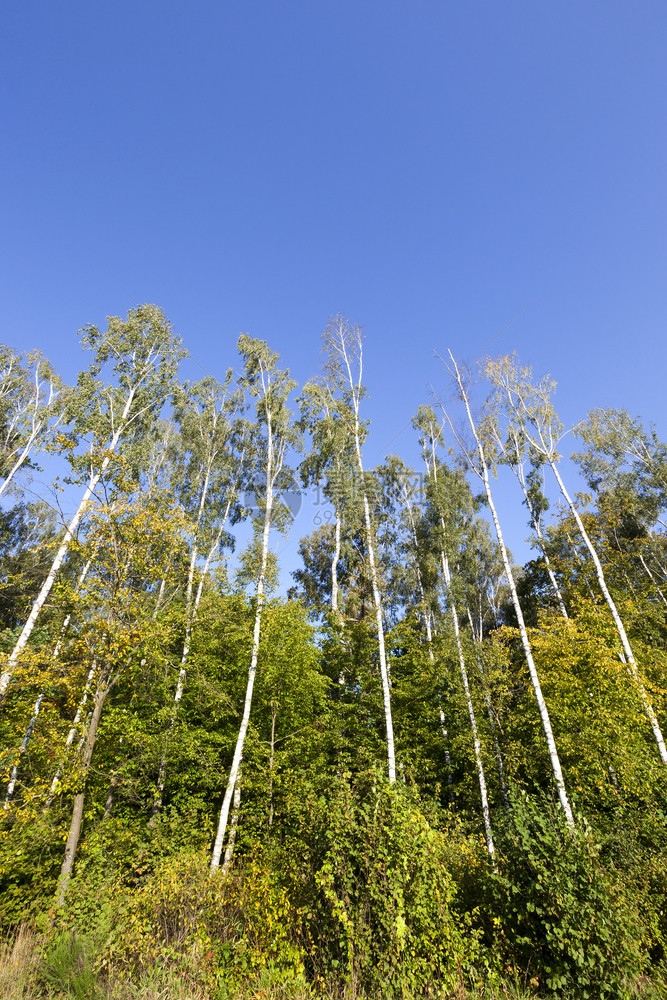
492,791,644,998
310,772,474,997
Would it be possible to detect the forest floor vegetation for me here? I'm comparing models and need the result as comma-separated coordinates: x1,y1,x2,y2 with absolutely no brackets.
0,923,663,1000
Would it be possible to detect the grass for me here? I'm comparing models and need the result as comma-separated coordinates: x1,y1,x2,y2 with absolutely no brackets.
0,925,663,1000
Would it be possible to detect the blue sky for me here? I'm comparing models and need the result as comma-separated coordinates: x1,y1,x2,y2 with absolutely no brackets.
1,1,666,577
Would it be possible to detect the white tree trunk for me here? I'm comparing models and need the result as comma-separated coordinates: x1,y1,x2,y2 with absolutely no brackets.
550,459,667,764
1,388,137,699
449,355,574,826
221,768,242,877
338,327,395,783
152,501,233,820
47,664,97,803
211,412,279,871
5,554,96,807
442,555,495,856
0,428,42,499
332,511,341,616
511,462,569,619
4,692,43,807
210,498,272,870
639,553,667,610
466,607,510,812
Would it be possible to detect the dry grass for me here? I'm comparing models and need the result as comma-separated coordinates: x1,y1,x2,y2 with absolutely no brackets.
0,926,40,1000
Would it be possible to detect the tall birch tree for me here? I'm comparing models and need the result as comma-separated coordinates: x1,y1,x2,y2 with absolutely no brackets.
318,316,396,784
486,356,667,766
0,306,184,701
443,352,574,826
412,407,495,853
210,335,299,871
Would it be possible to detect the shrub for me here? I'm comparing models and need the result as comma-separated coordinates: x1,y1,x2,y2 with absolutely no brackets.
311,772,475,998
492,790,644,998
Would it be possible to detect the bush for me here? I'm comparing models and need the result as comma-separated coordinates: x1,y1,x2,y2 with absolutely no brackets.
310,772,475,998
492,790,644,998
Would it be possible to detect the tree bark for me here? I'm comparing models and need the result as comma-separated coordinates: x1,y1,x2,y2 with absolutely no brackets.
448,353,574,826
1,387,138,700
549,459,667,764
56,676,108,907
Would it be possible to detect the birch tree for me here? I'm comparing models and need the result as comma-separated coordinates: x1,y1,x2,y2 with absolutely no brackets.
487,415,569,618
486,356,667,766
316,316,396,784
151,375,248,820
210,335,299,871
0,306,184,701
299,380,356,622
412,407,495,853
0,347,64,499
443,352,574,826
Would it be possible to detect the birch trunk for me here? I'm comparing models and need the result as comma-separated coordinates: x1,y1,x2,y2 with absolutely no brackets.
639,553,667,610
5,553,96,807
401,480,456,795
350,428,395,780
549,459,667,764
442,554,495,856
211,400,279,870
0,361,61,499
48,664,97,803
210,488,273,870
0,430,43,500
1,388,137,699
448,354,574,826
499,442,569,619
150,489,234,821
267,700,277,830
4,693,43,806
221,769,242,878
466,607,510,811
332,511,341,617
359,484,396,783
438,707,455,803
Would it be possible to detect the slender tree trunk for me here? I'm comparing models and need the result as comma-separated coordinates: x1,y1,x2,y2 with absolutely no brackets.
332,511,341,616
56,676,108,907
549,459,667,764
48,664,97,804
442,554,495,856
438,707,455,804
4,693,43,807
639,553,667,609
1,390,137,699
359,482,396,783
466,607,510,812
510,460,569,619
220,770,242,878
5,555,98,808
267,700,277,831
337,328,395,783
448,354,574,826
211,433,278,870
0,426,43,499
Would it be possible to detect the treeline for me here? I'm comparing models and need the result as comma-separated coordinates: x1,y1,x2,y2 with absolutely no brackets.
1,306,666,999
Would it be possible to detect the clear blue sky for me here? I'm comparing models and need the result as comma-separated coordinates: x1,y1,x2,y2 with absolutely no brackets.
2,1,666,574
